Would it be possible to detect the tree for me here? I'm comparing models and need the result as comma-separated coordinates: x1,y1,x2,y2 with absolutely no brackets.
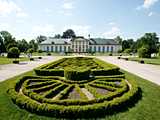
17,39,29,52
114,36,122,44
29,39,38,52
0,35,5,53
122,40,130,51
136,33,159,55
7,47,20,58
0,31,16,52
36,35,47,44
54,34,61,38
62,29,76,38
138,45,151,58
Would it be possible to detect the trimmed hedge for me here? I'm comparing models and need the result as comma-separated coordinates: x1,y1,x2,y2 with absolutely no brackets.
7,76,140,118
34,57,120,77
64,68,90,81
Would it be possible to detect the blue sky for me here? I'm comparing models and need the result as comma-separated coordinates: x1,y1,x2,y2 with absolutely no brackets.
0,0,160,41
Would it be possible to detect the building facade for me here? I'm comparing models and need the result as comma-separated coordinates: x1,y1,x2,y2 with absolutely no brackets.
39,37,122,53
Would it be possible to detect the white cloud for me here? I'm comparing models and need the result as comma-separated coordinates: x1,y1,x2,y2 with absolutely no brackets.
62,2,74,10
60,0,75,16
0,0,28,18
102,27,121,38
108,22,116,26
16,12,28,18
143,0,159,8
32,24,55,36
148,12,153,16
137,0,159,10
63,25,91,37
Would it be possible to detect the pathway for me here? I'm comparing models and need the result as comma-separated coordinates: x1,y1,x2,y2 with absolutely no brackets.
81,88,95,100
0,56,61,82
97,56,160,86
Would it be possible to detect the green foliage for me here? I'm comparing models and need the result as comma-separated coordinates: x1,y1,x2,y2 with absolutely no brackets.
7,47,20,58
64,68,90,80
62,29,76,38
138,46,151,58
27,48,34,54
123,48,132,54
136,33,159,54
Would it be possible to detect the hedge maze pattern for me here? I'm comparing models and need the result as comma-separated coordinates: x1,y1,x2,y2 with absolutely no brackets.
8,57,140,118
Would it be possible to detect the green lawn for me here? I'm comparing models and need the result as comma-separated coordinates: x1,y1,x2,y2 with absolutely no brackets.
128,57,160,65
0,70,159,120
0,56,29,65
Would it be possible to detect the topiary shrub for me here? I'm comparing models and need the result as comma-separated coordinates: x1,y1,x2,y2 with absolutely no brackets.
64,68,90,81
7,47,20,58
38,50,43,53
13,60,19,64
138,46,151,58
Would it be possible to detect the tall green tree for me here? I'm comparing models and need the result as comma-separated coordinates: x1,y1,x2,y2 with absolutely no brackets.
54,34,61,38
29,39,38,51
36,35,47,44
0,31,16,52
62,29,76,38
114,36,122,44
17,39,29,52
136,33,159,55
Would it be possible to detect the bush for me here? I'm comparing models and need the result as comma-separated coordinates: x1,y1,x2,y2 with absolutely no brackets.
7,47,20,58
123,49,132,54
47,52,51,56
34,69,64,76
138,46,151,58
139,60,144,64
30,58,34,61
13,60,19,64
38,50,43,53
27,48,34,54
64,68,90,80
159,48,160,56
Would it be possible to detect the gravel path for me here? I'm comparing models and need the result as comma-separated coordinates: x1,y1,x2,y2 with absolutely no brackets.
81,88,95,100
97,56,160,86
0,56,61,82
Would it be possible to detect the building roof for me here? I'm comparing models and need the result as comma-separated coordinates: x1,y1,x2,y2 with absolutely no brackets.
40,37,71,44
40,37,119,45
90,38,118,45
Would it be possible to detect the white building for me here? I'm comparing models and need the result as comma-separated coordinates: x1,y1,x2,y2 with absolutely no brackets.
39,36,122,53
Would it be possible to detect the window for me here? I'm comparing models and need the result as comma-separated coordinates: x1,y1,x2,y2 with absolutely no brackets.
60,46,62,52
55,46,58,52
111,46,113,52
47,46,49,52
94,46,96,52
64,46,66,52
103,46,105,52
98,46,101,52
51,46,53,52
107,46,109,52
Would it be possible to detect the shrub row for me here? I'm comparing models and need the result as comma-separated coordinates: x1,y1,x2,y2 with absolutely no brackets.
8,78,140,118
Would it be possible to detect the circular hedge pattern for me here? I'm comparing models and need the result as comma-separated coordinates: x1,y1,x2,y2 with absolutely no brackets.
8,57,140,118
8,75,139,118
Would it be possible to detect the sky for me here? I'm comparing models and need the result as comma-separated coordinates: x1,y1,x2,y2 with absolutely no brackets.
0,0,160,41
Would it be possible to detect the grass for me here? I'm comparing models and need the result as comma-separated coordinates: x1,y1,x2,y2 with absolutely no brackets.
0,56,29,65
0,70,160,120
128,56,160,65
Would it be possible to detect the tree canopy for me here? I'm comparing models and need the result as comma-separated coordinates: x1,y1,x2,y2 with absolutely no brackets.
62,29,76,38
